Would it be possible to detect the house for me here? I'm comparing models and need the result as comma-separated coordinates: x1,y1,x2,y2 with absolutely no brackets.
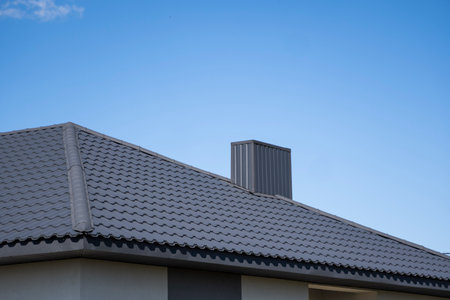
0,122,449,300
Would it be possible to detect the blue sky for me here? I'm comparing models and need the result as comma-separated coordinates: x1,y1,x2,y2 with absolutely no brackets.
1,0,449,253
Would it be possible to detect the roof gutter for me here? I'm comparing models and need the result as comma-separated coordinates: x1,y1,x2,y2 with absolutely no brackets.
1,236,448,297
0,237,85,265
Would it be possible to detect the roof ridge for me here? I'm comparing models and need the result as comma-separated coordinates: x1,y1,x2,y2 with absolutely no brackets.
71,122,231,183
272,194,450,261
63,123,93,232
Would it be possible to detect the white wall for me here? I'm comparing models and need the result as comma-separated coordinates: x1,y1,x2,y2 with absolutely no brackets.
0,259,447,300
0,259,167,300
309,287,449,300
378,290,449,300
80,259,167,300
0,259,81,300
241,275,309,300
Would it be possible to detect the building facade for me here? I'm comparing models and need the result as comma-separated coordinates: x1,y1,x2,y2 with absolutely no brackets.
0,123,449,299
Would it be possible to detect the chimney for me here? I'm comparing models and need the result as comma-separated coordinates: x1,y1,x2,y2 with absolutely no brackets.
231,140,292,199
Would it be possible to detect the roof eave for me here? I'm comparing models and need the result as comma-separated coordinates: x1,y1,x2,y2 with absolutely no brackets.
0,236,85,265
1,236,448,297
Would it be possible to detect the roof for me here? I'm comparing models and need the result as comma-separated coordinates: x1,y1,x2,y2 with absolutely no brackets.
1,122,449,295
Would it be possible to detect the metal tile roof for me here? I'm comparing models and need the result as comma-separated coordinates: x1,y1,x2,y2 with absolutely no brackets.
0,126,74,242
1,123,449,281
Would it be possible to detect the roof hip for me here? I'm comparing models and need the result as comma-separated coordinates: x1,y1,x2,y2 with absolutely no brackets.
63,123,93,232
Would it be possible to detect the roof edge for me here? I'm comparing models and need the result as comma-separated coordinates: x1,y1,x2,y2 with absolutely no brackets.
85,237,450,297
1,120,230,183
273,194,450,260
63,123,93,232
1,237,448,297
0,122,67,136
70,122,231,183
0,236,85,265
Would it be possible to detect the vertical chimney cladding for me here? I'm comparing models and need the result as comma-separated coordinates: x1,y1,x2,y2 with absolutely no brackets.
231,140,292,199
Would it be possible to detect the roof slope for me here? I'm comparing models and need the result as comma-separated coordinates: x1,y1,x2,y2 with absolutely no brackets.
1,123,450,282
0,126,74,242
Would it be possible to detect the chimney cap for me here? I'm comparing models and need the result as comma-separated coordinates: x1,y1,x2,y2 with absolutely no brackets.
231,140,291,152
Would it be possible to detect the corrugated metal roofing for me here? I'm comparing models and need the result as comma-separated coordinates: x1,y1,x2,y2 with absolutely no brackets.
231,140,292,199
1,123,449,282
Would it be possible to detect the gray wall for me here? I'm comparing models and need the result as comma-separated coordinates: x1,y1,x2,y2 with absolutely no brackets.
241,275,309,300
309,289,377,300
168,267,241,300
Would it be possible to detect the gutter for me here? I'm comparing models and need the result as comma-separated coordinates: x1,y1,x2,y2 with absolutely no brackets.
0,236,448,297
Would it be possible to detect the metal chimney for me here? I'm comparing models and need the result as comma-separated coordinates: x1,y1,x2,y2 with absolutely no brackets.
231,140,292,199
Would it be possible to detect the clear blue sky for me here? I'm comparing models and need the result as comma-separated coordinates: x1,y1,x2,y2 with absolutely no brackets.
1,0,449,253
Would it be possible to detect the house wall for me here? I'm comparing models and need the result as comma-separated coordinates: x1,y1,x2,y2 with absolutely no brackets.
0,259,81,300
0,259,448,300
378,291,449,300
241,275,309,300
309,289,377,300
308,288,449,300
0,259,167,300
168,267,241,300
79,259,167,300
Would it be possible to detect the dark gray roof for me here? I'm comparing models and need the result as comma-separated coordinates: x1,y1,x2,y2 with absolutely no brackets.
0,126,74,242
1,123,450,282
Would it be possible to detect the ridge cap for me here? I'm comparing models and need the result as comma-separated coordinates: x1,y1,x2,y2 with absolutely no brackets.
62,123,93,232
